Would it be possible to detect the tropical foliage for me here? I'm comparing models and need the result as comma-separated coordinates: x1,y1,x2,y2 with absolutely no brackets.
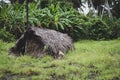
0,0,120,41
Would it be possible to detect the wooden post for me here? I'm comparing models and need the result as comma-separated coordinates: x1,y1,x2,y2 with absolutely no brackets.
26,0,28,28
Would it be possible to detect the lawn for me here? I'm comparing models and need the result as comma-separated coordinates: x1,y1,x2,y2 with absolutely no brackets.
0,39,120,80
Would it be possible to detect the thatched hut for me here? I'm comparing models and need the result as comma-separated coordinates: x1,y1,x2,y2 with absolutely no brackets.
9,27,74,58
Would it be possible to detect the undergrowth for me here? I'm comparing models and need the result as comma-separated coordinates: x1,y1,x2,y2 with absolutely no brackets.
0,39,120,80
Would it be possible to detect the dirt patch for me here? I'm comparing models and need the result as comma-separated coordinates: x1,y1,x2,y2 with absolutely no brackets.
50,73,66,80
0,70,39,80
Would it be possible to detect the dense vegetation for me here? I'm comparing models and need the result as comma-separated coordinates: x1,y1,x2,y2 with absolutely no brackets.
0,0,120,41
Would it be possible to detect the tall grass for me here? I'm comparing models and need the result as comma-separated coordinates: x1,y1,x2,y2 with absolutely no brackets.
0,39,120,80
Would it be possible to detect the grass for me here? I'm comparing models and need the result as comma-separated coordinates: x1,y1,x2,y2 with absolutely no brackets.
0,39,120,80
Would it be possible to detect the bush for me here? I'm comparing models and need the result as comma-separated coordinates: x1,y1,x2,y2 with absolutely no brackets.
72,17,110,40
110,19,120,39
0,29,15,42
88,18,110,40
0,3,26,38
103,17,120,39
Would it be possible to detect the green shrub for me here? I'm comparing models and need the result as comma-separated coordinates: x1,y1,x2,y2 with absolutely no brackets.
72,17,110,40
0,29,15,42
88,18,110,40
0,3,26,38
110,19,120,39
103,17,120,39
114,19,120,38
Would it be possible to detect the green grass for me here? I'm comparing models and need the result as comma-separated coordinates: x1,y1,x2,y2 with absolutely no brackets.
0,39,120,80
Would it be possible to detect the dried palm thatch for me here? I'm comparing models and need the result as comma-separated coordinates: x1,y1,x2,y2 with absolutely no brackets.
9,27,74,58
